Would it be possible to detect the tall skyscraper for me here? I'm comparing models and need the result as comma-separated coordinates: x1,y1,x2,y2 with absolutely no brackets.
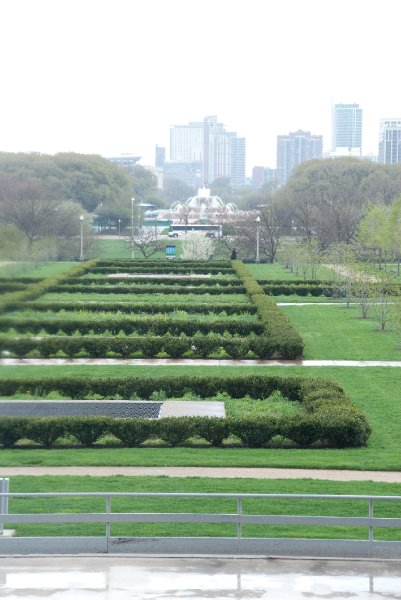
276,130,323,185
170,122,203,163
378,119,401,164
169,116,246,187
331,103,363,156
155,145,166,168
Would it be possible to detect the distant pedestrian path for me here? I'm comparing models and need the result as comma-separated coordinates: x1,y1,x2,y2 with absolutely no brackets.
1,466,401,482
2,358,401,367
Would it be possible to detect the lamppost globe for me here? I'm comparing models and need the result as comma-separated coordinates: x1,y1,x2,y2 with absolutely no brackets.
255,215,261,263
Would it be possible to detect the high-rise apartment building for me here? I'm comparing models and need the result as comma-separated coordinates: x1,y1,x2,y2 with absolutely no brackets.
170,122,203,163
155,145,166,168
378,119,401,164
276,130,323,185
331,103,363,156
169,116,246,187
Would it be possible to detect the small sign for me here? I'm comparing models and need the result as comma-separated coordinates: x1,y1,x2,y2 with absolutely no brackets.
165,245,176,257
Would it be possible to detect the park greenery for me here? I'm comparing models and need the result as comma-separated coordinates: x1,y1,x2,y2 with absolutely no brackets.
1,153,401,541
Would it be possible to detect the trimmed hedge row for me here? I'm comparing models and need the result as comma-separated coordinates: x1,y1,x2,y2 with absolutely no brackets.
0,374,342,400
0,314,263,337
258,280,335,286
0,375,371,448
48,284,247,295
0,333,279,358
0,412,368,449
20,301,257,315
0,282,27,293
96,260,232,268
0,259,99,314
232,261,304,359
88,266,235,275
261,284,335,297
64,276,238,287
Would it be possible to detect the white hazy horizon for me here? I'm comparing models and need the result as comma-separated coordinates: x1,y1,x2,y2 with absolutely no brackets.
1,0,400,175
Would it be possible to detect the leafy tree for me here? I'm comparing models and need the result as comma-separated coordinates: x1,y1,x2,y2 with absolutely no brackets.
276,158,401,248
358,204,390,269
327,242,357,307
0,151,133,214
388,196,401,275
161,178,195,206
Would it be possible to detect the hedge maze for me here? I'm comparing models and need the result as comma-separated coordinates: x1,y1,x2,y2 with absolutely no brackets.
0,259,303,360
0,259,371,448
0,375,371,449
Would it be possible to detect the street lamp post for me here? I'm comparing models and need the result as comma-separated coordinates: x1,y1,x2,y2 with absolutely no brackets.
255,215,261,263
131,197,135,259
118,218,121,237
79,215,84,262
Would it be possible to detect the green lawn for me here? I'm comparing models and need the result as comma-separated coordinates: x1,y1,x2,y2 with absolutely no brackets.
0,262,76,278
91,237,185,260
6,476,401,539
0,366,400,471
281,304,401,360
247,263,335,281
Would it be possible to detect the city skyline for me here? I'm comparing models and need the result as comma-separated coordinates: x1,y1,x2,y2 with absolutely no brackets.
1,0,400,175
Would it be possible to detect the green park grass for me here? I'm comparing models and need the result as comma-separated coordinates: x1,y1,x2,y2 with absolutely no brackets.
248,263,335,281
0,366,400,471
91,237,184,260
281,303,401,360
0,262,76,278
5,476,401,539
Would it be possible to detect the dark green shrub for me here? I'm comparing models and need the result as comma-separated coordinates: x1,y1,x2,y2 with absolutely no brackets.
229,417,278,447
109,418,155,447
283,415,321,447
0,417,26,447
194,418,229,446
24,417,66,448
64,417,110,446
157,417,196,446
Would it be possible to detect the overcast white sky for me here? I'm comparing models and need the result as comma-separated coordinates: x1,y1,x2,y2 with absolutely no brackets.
1,0,400,174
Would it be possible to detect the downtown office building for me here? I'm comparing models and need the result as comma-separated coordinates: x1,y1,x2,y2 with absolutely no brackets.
331,103,363,156
378,119,401,164
276,129,323,185
170,116,246,188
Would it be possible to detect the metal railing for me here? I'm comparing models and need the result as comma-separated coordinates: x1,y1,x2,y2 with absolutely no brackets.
0,491,401,557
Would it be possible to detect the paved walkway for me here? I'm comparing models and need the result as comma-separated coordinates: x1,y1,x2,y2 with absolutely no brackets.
1,466,401,482
2,358,401,367
2,556,400,599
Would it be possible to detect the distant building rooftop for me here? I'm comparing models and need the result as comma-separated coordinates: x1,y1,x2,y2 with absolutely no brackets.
106,154,141,168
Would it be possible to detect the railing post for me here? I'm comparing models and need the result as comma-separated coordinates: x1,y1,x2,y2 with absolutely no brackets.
237,496,242,539
106,495,111,552
0,478,9,535
368,497,374,543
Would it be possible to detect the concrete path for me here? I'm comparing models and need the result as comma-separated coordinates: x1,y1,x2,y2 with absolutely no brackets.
2,358,401,367
1,466,401,482
2,556,400,599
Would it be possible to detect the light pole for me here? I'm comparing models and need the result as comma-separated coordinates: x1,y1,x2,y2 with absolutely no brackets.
255,215,261,263
79,215,84,262
118,218,121,237
131,197,135,259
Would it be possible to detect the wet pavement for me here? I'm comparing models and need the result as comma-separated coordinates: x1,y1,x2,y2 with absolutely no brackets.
0,556,400,599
